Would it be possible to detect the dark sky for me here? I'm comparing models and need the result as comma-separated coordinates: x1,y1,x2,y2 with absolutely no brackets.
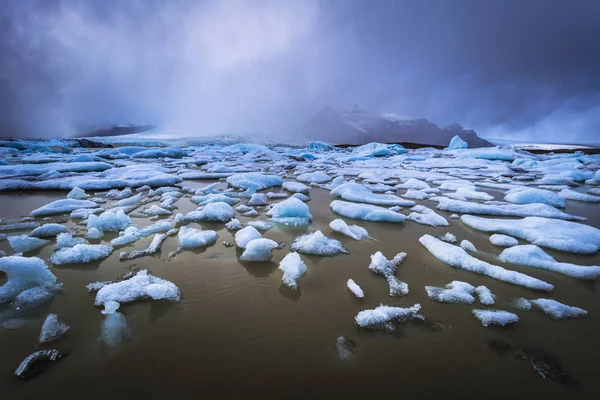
1,0,600,141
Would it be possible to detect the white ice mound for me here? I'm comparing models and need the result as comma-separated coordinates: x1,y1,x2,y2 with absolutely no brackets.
513,297,532,310
178,226,218,248
475,286,496,305
407,205,448,226
559,188,600,203
461,215,600,254
38,313,69,343
531,298,587,319
396,178,430,190
330,200,406,223
331,183,414,206
446,135,468,150
225,218,243,231
29,224,68,238
191,193,239,206
291,231,347,256
31,199,98,216
94,270,181,306
347,279,364,298
329,219,370,240
67,186,87,200
419,234,553,291
472,309,519,327
355,304,422,330
369,251,407,277
387,275,409,297
504,188,565,208
296,171,332,183
55,232,87,249
499,245,600,280
8,235,49,253
247,221,273,231
239,238,279,262
235,226,262,249
282,181,310,194
435,198,583,221
110,220,174,246
226,173,283,192
87,209,131,232
51,244,113,265
266,197,312,226
489,234,519,247
460,240,477,252
143,205,172,216
247,193,268,206
184,202,235,222
0,256,58,303
279,252,307,290
425,281,476,303
115,193,143,206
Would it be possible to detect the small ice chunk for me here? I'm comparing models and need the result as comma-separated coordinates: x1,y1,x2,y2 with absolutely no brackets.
403,189,430,200
291,193,310,202
279,252,307,290
0,256,57,303
38,314,69,343
29,224,68,238
247,221,273,231
8,235,49,252
266,197,312,226
490,234,519,247
31,199,98,217
347,279,364,298
559,188,600,203
235,226,262,249
332,182,414,206
107,187,133,200
87,209,131,232
450,214,460,219
242,209,259,217
225,218,244,231
472,309,519,327
355,304,422,330
513,297,532,310
143,205,172,216
387,275,409,297
446,135,468,150
291,231,347,256
86,227,104,239
460,240,477,252
67,186,88,199
178,226,218,248
396,178,430,190
426,281,476,303
475,286,496,305
407,205,448,226
330,200,406,223
504,188,565,208
335,336,356,360
50,244,113,265
296,171,332,184
226,173,283,191
101,300,120,314
54,232,87,249
236,204,254,213
191,193,239,206
419,235,553,291
181,202,235,222
283,181,310,194
95,270,180,305
440,232,457,243
115,193,143,207
266,192,288,199
239,238,279,261
100,305,131,346
329,219,370,240
369,251,407,277
531,298,587,319
247,193,268,206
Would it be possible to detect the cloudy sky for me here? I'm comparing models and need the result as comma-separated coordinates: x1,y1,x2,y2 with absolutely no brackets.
1,0,599,142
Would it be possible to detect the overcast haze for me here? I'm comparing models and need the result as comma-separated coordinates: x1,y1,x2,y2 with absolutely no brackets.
1,0,600,142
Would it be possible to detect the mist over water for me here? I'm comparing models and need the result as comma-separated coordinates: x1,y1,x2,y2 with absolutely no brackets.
1,0,600,142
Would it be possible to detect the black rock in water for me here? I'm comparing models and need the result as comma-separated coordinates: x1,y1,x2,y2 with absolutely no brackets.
15,350,65,380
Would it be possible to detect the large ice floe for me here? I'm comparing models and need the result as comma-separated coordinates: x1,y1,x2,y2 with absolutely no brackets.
461,215,600,254
291,231,347,256
419,234,553,291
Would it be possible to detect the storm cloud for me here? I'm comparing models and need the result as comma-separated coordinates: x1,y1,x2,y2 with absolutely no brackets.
1,0,599,142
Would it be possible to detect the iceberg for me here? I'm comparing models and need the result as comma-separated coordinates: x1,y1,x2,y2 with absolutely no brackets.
407,205,448,226
355,304,422,330
29,224,68,238
50,244,113,265
282,181,310,194
100,301,131,346
347,279,364,298
95,270,180,306
329,219,370,240
489,234,519,247
387,275,409,296
226,173,283,192
291,231,347,256
279,252,308,290
191,193,239,206
239,238,279,262
472,309,518,327
0,256,58,303
331,183,414,206
247,193,268,206
296,171,332,183
119,233,169,261
559,188,600,203
425,281,476,303
446,135,468,150
235,226,262,249
177,202,235,223
8,235,49,253
369,251,406,277
330,200,406,223
475,286,496,305
460,240,477,252
55,232,87,249
178,226,218,248
87,209,131,232
531,298,587,319
31,199,98,216
266,197,312,226
38,313,69,343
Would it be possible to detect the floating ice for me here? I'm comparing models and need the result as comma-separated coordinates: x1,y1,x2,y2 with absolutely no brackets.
239,238,279,261
120,233,169,261
87,209,131,232
425,281,476,303
472,309,518,327
235,226,262,249
266,192,288,199
279,252,307,290
499,245,600,280
387,275,409,297
177,202,235,223
54,232,87,249
335,336,356,360
86,227,104,239
115,193,143,206
247,221,273,231
226,173,283,192
291,193,310,202
559,188,600,203
31,199,98,217
178,226,218,248
225,219,243,231
296,171,332,184
504,188,565,208
51,244,113,265
461,215,600,254
143,205,172,216
330,200,406,223
435,198,583,221
396,178,430,190
347,279,364,298
513,297,532,310
266,197,312,226
402,189,430,200
332,183,414,206
445,187,494,201
408,205,448,226
475,286,496,305
369,251,406,277
247,193,268,206
440,232,457,243
291,231,347,256
531,298,587,319
191,193,239,206
355,304,422,330
0,256,58,303
100,302,131,346
329,219,370,240
490,234,519,247
67,186,87,199
460,240,477,252
8,235,49,252
29,224,68,238
236,204,254,213
95,270,181,306
282,181,310,194
38,314,69,343
419,234,553,291
446,135,468,150
110,221,174,246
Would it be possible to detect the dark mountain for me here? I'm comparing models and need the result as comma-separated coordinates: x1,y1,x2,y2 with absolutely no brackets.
303,106,493,148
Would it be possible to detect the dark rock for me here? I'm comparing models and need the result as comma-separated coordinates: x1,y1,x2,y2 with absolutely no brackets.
15,350,66,380
77,139,113,148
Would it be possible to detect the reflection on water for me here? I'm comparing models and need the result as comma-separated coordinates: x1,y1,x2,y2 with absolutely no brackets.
0,184,599,399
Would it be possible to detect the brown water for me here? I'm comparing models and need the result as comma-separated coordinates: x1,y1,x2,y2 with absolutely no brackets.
1,185,599,399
